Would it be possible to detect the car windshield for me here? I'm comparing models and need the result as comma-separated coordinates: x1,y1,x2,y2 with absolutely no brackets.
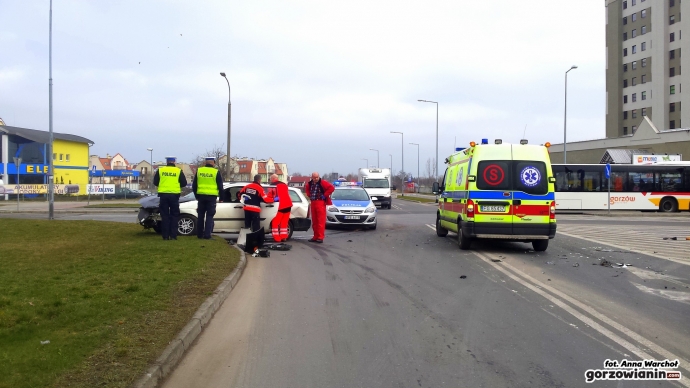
331,189,370,201
362,179,389,188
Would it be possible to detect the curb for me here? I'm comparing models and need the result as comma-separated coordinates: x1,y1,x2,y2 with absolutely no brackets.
130,245,248,388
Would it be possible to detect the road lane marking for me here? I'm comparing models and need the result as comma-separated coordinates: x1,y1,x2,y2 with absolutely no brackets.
425,224,435,231
392,204,403,210
427,223,689,385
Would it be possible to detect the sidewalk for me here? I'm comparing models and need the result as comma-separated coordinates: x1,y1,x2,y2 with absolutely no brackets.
0,199,140,213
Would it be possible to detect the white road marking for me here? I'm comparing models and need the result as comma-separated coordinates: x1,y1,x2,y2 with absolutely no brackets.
425,224,436,231
392,204,403,210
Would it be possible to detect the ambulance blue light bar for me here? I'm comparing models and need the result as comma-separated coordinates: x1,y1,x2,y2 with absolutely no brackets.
481,138,489,144
455,147,466,152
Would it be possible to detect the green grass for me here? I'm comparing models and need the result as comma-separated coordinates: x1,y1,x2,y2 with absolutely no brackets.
0,219,240,388
84,203,142,208
397,196,438,203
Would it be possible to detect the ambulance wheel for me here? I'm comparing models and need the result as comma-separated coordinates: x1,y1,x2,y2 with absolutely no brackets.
436,217,448,237
532,240,549,252
153,222,162,234
659,197,678,212
177,215,197,236
458,229,471,250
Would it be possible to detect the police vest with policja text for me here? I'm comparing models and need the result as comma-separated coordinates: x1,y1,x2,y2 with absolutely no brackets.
158,166,182,194
196,167,219,196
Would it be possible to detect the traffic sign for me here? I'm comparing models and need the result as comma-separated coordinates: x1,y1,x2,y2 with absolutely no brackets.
605,163,611,179
92,165,96,172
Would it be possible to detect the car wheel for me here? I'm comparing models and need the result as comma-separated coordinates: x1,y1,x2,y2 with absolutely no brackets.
153,222,162,234
436,216,448,237
286,220,294,240
458,228,471,250
659,197,678,212
532,239,549,252
177,215,197,236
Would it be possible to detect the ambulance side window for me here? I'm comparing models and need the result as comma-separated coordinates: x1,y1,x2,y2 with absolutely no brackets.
442,168,450,188
476,161,511,191
514,161,548,195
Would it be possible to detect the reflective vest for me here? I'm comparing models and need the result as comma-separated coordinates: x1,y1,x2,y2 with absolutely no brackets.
158,166,182,194
196,167,219,196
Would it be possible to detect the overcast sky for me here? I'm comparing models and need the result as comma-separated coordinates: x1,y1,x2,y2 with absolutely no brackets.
1,0,605,178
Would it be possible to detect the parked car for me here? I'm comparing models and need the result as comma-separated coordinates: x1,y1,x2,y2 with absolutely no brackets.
107,187,143,199
137,182,311,239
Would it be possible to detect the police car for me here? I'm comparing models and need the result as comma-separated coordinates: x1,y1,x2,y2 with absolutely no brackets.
326,182,377,230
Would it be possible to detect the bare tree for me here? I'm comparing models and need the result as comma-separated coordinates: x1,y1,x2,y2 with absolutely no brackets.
191,144,238,181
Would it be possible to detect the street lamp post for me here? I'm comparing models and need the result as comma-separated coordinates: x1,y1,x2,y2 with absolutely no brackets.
390,131,403,196
418,99,438,180
147,147,153,189
13,157,21,211
220,72,231,180
48,0,54,220
410,143,419,193
564,65,577,164
389,154,393,172
369,149,379,168
362,158,369,169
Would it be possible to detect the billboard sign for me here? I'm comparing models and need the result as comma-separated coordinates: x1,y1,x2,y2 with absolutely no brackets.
0,184,80,194
87,184,115,194
632,154,682,165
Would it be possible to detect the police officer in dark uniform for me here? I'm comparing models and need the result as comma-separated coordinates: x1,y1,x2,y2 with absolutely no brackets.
154,156,188,240
192,156,224,239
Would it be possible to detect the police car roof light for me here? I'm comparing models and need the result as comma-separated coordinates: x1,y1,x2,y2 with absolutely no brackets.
481,138,489,144
520,139,528,145
494,139,502,144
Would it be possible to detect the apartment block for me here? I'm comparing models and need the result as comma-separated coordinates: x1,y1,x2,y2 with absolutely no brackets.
606,0,690,137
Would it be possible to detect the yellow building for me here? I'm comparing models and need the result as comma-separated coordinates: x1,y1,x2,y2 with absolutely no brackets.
1,125,93,195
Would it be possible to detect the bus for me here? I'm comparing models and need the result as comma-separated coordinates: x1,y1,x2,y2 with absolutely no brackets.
552,163,690,212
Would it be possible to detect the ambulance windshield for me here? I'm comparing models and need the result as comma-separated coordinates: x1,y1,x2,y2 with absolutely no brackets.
362,179,389,188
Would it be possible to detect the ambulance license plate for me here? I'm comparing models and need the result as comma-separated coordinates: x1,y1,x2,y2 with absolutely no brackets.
481,205,505,212
344,216,359,220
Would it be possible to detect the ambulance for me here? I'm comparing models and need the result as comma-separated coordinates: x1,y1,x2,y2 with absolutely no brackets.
432,139,557,251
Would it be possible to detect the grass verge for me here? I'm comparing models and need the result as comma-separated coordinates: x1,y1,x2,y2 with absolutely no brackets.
84,203,142,208
0,219,240,388
396,196,437,203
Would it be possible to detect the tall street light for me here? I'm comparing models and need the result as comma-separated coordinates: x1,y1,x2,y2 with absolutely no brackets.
390,131,403,196
220,72,231,180
389,154,393,173
369,148,379,168
147,147,153,188
409,143,419,193
418,99,438,180
361,158,369,168
48,0,55,220
564,65,577,164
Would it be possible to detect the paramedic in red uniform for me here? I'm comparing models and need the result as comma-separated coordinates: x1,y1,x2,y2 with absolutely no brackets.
239,174,274,232
304,172,334,243
269,174,293,242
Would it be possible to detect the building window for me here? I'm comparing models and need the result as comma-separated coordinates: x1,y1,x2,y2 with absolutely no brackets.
633,29,637,38
641,26,647,34
670,67,676,76
670,102,676,112
632,125,637,133
670,15,675,24
632,77,637,86
624,32,628,40
642,9,647,17
670,49,675,59
632,45,637,53
671,85,676,94
641,75,646,83
624,127,629,135
53,153,57,161
624,48,628,56
670,0,675,6
624,16,628,25
632,109,637,118
624,79,629,87
642,108,647,116
633,93,637,102
623,1,628,9
670,32,675,42
624,63,628,72
66,154,70,162
632,13,637,22
670,120,676,129
642,58,647,67
641,42,646,51
632,61,637,69
624,111,629,119
624,95,629,103
642,91,647,100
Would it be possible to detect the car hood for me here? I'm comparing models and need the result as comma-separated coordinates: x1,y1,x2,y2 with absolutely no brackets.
138,195,197,208
331,199,371,208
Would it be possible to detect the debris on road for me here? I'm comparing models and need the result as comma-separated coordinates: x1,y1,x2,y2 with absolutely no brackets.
662,237,678,240
600,260,614,267
347,240,353,242
459,275,467,279
616,263,633,268
572,263,580,267
40,340,50,345
491,259,501,263
546,261,555,265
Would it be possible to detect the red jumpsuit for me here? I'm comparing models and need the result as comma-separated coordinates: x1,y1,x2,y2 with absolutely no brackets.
304,178,334,241
270,180,293,242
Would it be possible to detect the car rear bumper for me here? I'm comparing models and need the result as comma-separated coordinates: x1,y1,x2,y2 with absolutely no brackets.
461,221,556,240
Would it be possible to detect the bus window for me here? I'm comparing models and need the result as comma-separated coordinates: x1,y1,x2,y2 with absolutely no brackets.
611,172,626,192
657,172,682,192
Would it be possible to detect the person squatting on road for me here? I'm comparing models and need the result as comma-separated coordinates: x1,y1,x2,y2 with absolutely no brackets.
154,156,188,240
304,172,334,243
192,156,224,239
269,174,293,242
239,174,274,232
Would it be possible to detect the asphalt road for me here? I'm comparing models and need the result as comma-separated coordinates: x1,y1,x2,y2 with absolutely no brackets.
157,200,690,388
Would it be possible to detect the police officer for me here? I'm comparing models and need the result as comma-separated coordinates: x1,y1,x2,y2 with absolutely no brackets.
193,156,224,239
154,156,187,240
239,174,274,232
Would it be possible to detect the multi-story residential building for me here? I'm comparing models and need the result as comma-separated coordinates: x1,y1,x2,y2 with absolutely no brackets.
218,156,289,182
606,0,689,136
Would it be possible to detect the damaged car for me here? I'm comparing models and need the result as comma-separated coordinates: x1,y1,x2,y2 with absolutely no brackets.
137,182,311,239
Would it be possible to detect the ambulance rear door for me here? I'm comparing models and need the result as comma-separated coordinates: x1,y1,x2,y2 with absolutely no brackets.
510,145,552,236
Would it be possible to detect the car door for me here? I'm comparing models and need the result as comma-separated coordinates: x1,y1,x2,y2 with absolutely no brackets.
214,186,246,232
259,185,278,232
